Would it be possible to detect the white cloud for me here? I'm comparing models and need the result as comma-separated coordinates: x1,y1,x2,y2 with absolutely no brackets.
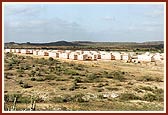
103,16,115,21
4,4,45,17
144,5,164,18
4,16,93,42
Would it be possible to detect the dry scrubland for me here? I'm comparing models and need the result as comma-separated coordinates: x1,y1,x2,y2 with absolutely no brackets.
4,52,164,111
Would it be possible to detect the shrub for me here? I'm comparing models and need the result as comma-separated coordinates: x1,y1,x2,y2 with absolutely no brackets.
69,82,79,91
56,78,68,81
18,80,23,84
153,88,164,94
17,96,31,103
73,93,86,103
74,77,82,83
127,82,134,85
86,73,102,82
17,69,24,74
48,57,54,61
59,87,67,90
112,71,125,82
31,70,36,77
51,96,65,103
18,74,23,77
119,93,141,101
73,64,85,71
106,87,119,91
64,69,79,75
140,86,154,92
4,93,22,102
51,95,73,103
30,77,36,81
20,64,31,70
137,76,154,82
36,77,45,81
20,83,31,88
154,77,163,82
97,88,104,92
97,83,108,88
35,71,42,76
45,74,56,80
143,93,157,102
6,63,13,70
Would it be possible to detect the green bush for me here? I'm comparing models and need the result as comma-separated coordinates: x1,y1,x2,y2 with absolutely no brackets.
31,70,36,77
4,93,22,102
73,93,86,103
17,69,24,74
119,93,141,101
153,88,164,94
137,76,154,82
69,82,79,91
18,80,23,84
36,77,45,81
64,69,79,75
97,88,104,92
20,83,32,88
48,57,54,61
74,77,82,83
45,74,56,80
106,87,119,91
18,74,23,77
73,64,85,71
59,87,67,90
20,64,31,70
112,71,125,82
51,95,73,103
30,77,36,81
143,93,157,102
140,86,154,92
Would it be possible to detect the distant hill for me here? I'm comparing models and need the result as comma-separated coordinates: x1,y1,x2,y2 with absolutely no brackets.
5,41,81,47
141,41,164,45
4,41,164,50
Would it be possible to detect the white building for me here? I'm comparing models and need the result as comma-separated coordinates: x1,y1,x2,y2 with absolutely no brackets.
69,52,78,60
11,49,16,53
15,49,21,53
138,55,155,62
153,53,162,61
112,52,121,60
27,49,33,54
78,54,88,61
33,50,39,55
21,49,30,54
59,53,69,59
49,51,57,57
101,53,115,60
38,50,49,56
121,53,131,61
83,51,91,55
5,49,12,53
75,50,83,55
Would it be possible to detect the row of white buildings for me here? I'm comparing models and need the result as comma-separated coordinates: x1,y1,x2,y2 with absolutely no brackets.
5,49,164,63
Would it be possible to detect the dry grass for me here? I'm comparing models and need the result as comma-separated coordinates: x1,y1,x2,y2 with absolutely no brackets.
4,53,164,111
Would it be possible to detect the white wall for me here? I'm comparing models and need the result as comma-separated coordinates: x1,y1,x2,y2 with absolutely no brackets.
49,52,56,57
5,49,11,53
101,53,112,60
60,53,69,59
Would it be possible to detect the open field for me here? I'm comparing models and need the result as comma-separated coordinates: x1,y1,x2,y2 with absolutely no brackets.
4,52,164,111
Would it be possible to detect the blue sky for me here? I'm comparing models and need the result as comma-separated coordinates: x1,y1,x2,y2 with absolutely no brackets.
4,3,165,43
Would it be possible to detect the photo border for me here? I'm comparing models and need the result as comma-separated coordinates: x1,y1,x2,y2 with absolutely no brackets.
1,0,167,115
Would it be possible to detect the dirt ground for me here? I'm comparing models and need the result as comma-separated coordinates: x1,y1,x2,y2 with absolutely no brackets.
4,53,165,111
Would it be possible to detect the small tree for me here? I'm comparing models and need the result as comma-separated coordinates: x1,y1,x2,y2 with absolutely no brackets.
48,57,54,61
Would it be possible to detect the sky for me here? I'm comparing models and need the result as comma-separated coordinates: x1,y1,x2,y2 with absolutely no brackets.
3,3,165,43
